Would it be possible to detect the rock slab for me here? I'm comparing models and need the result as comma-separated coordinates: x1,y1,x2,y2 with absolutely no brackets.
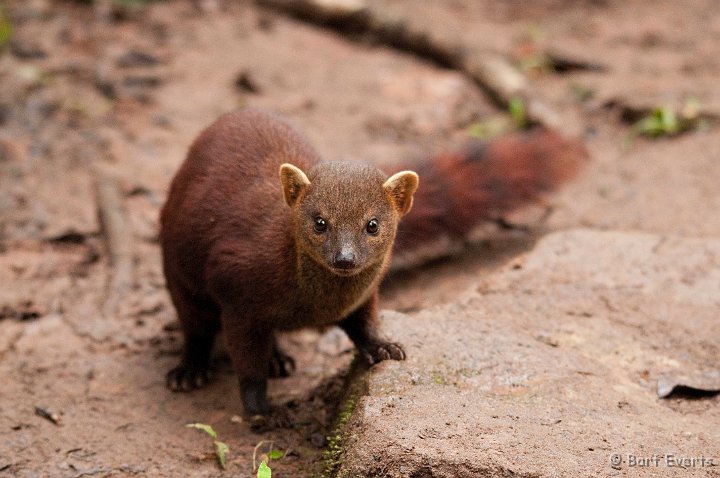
338,229,720,477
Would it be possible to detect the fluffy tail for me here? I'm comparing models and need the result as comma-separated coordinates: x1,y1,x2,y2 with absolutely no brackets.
392,128,587,269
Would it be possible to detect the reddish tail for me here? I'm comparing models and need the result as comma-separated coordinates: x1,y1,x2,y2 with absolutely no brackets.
392,128,587,268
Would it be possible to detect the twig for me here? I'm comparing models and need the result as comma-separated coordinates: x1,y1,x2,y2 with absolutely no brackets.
94,172,134,317
252,440,273,470
546,49,607,73
72,468,110,478
257,0,562,128
256,0,368,24
34,406,61,425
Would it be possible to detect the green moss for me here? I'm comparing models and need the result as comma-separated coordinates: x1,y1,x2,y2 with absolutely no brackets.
321,392,359,478
431,371,447,385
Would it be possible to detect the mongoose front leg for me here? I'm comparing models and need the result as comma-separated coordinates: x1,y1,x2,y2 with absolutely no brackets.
340,293,406,365
222,317,274,416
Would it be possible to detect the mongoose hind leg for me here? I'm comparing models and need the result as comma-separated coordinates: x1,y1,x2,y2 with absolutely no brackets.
165,282,221,392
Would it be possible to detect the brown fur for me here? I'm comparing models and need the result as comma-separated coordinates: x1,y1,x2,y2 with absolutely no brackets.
393,128,586,255
160,107,585,418
160,107,414,417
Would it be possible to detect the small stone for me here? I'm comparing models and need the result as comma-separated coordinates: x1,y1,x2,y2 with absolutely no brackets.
116,50,161,68
309,432,327,447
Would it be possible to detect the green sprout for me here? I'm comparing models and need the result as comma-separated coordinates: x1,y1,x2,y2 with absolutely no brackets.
0,7,12,49
186,423,230,470
267,449,284,460
508,96,528,128
257,460,272,478
633,106,680,137
467,116,513,140
632,99,709,139
252,440,286,477
467,96,530,141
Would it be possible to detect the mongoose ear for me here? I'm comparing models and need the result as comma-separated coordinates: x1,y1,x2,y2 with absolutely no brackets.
383,170,419,215
279,163,311,207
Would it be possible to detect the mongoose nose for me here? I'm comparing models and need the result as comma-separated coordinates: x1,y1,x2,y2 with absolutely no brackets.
333,249,356,269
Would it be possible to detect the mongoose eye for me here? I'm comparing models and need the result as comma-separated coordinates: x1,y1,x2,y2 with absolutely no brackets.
366,218,379,235
314,217,328,233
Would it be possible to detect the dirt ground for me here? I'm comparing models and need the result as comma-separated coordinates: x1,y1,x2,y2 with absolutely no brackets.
1,1,719,477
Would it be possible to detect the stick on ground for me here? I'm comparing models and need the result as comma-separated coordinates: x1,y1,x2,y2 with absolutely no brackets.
95,172,134,317
257,0,563,129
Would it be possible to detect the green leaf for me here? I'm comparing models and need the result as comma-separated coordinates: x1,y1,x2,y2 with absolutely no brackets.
257,460,272,478
467,116,512,140
215,440,229,470
0,7,12,49
659,107,678,134
633,106,683,138
508,97,527,128
268,449,284,460
186,423,217,439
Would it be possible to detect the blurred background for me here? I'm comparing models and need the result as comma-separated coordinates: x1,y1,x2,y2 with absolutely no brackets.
1,1,718,477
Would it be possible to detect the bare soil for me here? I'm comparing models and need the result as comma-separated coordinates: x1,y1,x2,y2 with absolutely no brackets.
1,1,719,477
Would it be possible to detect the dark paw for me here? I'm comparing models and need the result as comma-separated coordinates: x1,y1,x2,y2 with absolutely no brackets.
249,407,292,432
240,378,270,417
166,364,211,392
359,340,406,365
268,349,296,378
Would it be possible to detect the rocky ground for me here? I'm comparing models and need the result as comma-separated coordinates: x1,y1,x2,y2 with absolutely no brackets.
0,1,719,477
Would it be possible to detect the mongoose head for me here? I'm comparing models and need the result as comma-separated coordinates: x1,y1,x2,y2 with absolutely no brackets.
279,161,418,276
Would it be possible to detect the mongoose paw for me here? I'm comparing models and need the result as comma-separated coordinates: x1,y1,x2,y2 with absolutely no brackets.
359,340,406,365
240,378,271,417
268,349,296,378
249,407,292,432
166,364,212,392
